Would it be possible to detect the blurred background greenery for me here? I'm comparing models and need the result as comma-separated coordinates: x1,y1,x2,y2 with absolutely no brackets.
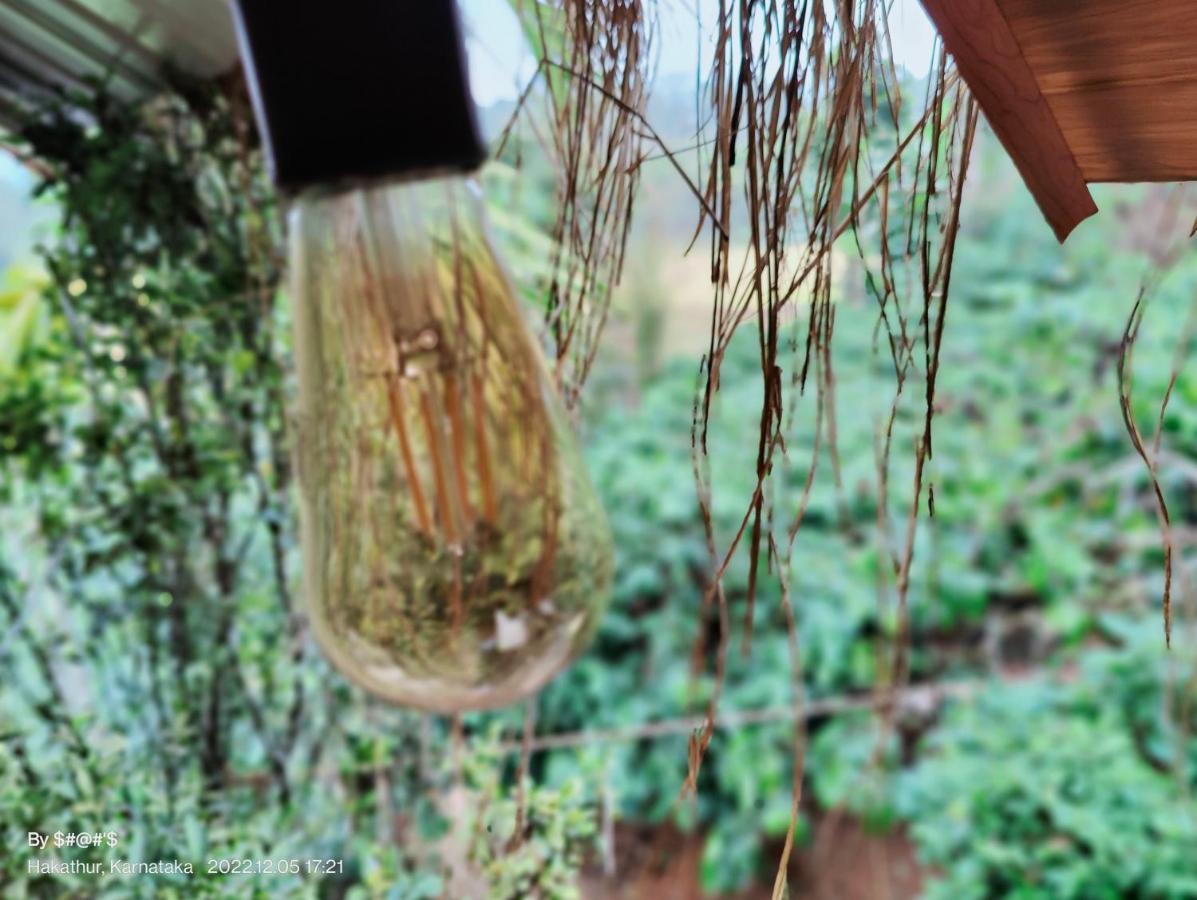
2,57,1197,900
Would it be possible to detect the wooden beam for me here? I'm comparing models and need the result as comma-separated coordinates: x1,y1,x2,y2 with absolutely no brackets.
4,0,160,93
919,0,1098,242
998,0,1197,184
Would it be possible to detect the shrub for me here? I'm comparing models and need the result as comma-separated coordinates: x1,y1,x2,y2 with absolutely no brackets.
898,680,1197,900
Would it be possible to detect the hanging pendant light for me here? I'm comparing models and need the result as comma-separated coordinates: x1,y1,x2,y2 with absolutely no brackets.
232,0,613,712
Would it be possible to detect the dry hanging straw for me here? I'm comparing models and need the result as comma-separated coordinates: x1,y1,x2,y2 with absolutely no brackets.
679,5,978,893
504,0,654,410
504,0,979,892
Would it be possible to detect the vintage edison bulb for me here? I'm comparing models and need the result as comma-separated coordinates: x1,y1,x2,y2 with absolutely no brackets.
289,177,613,712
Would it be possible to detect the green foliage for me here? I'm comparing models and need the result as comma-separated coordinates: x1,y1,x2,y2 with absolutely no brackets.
0,76,605,900
515,141,1197,893
464,737,600,899
805,627,1197,900
4,66,1197,900
1080,614,1197,792
0,265,47,373
807,714,900,832
898,678,1197,900
0,80,447,898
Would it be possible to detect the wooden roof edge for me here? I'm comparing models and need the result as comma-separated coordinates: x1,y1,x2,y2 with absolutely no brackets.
919,0,1098,243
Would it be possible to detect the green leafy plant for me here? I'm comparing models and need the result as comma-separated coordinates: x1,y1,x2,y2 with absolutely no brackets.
462,736,600,899
897,681,1197,900
0,79,453,898
6,49,1197,900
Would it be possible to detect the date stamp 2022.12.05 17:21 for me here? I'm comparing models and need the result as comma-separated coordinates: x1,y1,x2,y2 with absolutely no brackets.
25,831,344,881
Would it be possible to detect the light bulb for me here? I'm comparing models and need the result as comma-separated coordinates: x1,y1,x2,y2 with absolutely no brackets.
289,176,613,712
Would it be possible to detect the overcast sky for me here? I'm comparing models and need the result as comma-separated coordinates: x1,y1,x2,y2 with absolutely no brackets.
459,0,938,107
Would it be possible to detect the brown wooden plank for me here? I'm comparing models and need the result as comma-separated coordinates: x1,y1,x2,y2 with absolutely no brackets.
996,0,1197,183
919,0,1097,242
1001,0,1197,94
1046,81,1197,183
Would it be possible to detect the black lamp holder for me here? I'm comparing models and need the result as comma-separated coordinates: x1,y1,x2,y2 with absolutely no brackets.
230,0,487,195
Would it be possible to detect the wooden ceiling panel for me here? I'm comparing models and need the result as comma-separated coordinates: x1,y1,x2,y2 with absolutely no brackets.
998,0,1197,93
919,0,1097,240
922,0,1197,239
0,0,238,127
996,0,1197,183
1046,81,1197,183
